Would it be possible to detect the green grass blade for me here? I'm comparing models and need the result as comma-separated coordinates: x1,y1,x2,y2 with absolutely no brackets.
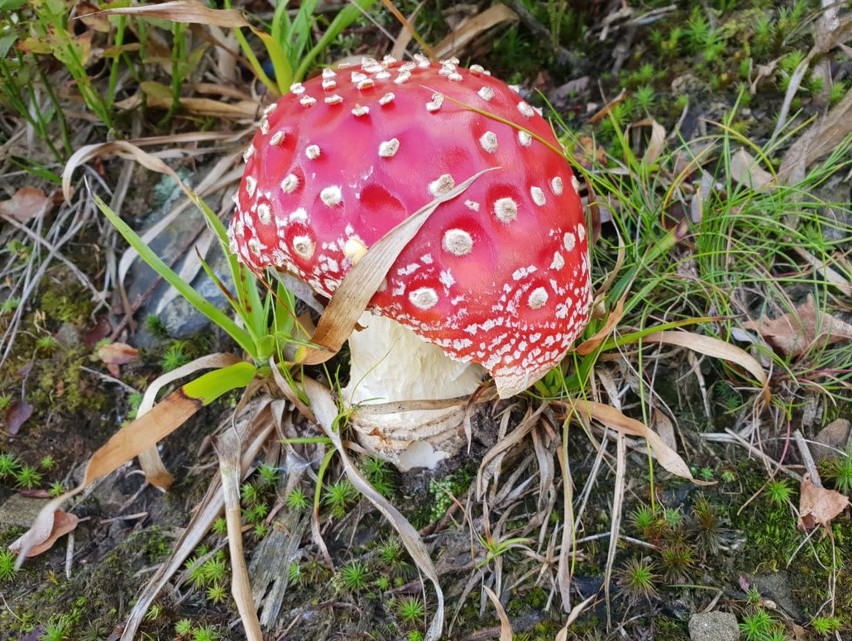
93,194,257,358
294,0,377,82
183,361,257,404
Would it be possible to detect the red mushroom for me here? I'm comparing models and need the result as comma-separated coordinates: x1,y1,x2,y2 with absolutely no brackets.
229,56,592,468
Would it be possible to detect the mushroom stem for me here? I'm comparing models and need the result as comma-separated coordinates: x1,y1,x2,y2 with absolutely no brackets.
341,312,484,470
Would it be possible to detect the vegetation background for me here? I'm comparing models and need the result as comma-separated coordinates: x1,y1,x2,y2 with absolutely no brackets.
0,1,850,640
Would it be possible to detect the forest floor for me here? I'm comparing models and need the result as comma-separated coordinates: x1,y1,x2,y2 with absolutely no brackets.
0,1,851,640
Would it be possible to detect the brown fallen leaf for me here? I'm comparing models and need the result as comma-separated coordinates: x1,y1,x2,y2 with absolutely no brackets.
798,474,849,532
0,187,53,223
4,399,33,436
629,117,666,165
97,342,139,377
9,510,79,557
729,147,776,192
742,295,852,358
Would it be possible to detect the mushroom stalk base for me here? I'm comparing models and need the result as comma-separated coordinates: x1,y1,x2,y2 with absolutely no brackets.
341,313,484,470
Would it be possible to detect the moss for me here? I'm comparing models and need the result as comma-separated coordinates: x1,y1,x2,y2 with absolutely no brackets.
38,283,95,326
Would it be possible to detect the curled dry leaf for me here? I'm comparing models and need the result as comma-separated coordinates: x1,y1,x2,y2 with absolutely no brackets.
798,474,849,533
76,1,112,32
742,295,852,358
9,510,79,558
0,187,53,223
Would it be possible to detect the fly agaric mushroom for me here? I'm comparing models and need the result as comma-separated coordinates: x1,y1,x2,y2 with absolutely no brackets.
229,56,592,469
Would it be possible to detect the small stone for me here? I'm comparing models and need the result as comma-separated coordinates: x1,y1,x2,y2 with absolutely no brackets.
0,494,50,528
688,611,739,641
813,418,852,465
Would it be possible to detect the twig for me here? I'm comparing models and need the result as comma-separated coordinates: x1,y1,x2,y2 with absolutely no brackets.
793,429,822,487
701,429,802,482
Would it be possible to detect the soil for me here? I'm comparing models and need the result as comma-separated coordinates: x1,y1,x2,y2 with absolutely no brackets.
1,2,851,641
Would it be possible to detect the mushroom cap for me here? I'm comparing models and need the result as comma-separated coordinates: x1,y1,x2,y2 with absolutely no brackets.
229,56,592,397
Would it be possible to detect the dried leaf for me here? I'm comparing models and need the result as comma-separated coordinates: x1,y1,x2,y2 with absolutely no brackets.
742,296,852,358
630,117,666,165
483,586,513,641
99,0,251,28
432,4,519,60
0,187,53,223
730,148,776,191
302,377,445,641
9,510,78,557
779,91,852,184
97,342,139,366
576,297,624,355
798,474,849,532
555,594,597,640
5,399,33,436
643,331,769,390
76,2,112,32
651,406,677,452
568,400,705,483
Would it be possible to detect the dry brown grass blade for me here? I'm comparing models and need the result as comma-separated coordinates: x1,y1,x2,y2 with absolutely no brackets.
116,93,259,119
135,354,244,489
119,155,242,287
10,354,242,563
120,399,276,641
381,0,435,60
98,0,250,27
554,594,597,640
483,585,513,641
432,5,519,60
603,434,626,627
643,331,769,394
555,437,574,612
301,377,446,641
778,89,852,185
64,141,187,204
792,247,852,298
567,400,703,483
297,168,495,365
93,353,242,488
773,9,851,139
388,2,423,60
215,429,263,641
576,296,625,355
